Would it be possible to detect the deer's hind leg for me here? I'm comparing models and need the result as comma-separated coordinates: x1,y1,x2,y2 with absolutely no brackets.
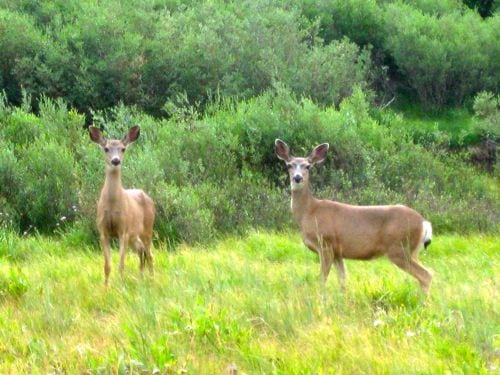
144,237,154,276
388,250,432,295
131,236,147,275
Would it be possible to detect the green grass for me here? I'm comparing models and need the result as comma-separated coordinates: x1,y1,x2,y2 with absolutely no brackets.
0,231,498,373
401,107,473,134
392,102,477,146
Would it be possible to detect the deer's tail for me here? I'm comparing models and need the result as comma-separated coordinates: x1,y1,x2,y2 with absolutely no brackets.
422,220,433,249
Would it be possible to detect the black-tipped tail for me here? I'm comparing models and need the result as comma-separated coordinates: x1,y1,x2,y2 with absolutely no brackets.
422,221,432,250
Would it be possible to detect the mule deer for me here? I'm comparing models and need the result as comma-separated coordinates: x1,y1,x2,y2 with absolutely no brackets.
89,125,155,286
275,139,433,294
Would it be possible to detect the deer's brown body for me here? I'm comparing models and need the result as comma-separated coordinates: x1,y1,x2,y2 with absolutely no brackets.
90,126,155,286
276,139,433,294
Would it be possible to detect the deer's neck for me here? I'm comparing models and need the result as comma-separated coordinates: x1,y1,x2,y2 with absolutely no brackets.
102,167,125,207
291,184,315,224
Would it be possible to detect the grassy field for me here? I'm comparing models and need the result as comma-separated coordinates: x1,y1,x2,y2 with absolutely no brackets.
391,103,476,146
0,231,498,373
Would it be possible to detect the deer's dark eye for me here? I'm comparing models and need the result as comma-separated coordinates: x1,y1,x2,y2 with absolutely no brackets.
286,164,292,169
305,165,311,170
104,147,110,153
121,148,126,152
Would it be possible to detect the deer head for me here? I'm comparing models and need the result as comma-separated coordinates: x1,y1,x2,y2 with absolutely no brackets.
89,125,141,169
275,139,329,190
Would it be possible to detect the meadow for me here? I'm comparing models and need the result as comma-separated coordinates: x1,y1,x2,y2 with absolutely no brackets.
0,232,498,373
0,0,498,373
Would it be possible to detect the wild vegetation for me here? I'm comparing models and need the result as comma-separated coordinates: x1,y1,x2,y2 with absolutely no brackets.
0,88,498,242
0,0,498,114
0,232,498,373
0,0,497,242
0,0,498,372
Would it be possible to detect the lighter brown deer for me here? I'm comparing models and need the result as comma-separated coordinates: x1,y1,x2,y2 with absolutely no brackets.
89,125,155,286
275,139,433,294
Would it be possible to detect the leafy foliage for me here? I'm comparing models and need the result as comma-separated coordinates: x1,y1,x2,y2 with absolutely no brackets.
0,0,497,112
0,0,371,115
300,0,499,108
472,91,499,142
0,91,497,241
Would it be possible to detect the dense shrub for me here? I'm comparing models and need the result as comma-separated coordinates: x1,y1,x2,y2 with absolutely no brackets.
299,0,499,108
0,0,371,116
153,183,215,244
383,3,499,107
16,140,78,231
0,141,20,230
0,90,498,242
0,10,46,105
304,0,385,48
1,0,498,112
472,91,499,142
0,1,497,246
462,0,499,17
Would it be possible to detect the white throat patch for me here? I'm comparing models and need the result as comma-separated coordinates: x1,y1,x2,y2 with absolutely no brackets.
291,182,305,191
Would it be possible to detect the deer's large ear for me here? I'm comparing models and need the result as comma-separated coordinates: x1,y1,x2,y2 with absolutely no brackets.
308,143,329,164
89,126,106,146
275,139,291,161
123,125,140,145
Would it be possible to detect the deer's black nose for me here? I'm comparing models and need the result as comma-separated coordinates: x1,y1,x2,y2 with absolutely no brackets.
111,158,121,166
293,175,303,183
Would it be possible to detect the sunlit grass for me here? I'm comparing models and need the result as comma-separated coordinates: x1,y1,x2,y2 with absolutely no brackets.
0,232,498,373
393,102,474,136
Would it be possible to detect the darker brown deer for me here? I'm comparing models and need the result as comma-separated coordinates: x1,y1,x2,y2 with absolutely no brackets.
275,139,433,294
89,125,155,286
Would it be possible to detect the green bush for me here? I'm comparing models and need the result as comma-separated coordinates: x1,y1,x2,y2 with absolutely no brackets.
196,173,290,234
17,140,77,231
154,183,215,245
0,0,371,115
383,3,498,107
0,10,46,105
309,0,385,48
0,142,21,231
472,91,499,142
2,110,43,146
0,91,498,242
300,0,498,108
288,40,372,105
1,0,498,112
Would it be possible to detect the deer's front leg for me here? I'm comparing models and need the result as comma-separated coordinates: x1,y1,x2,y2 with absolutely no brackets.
101,235,111,287
319,250,333,284
334,257,346,292
304,238,332,284
118,235,129,276
304,238,333,284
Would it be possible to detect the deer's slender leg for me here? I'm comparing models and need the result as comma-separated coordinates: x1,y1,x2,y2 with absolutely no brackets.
305,238,334,285
118,235,129,277
101,235,111,287
319,250,333,284
133,236,146,275
334,257,346,292
388,252,432,295
145,238,154,276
